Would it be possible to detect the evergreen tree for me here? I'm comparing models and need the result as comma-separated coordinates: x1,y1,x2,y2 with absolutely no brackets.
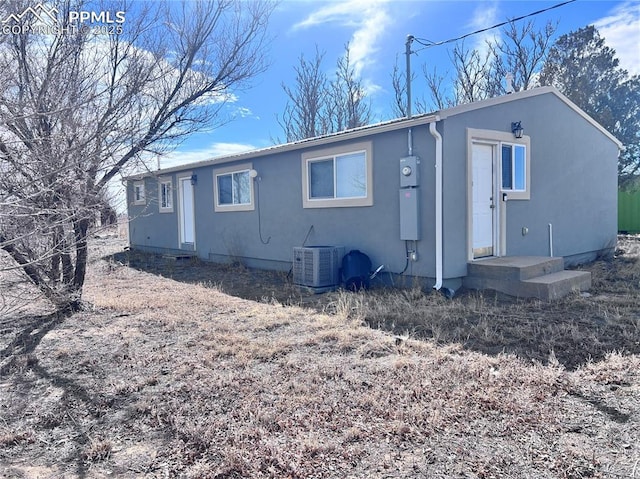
540,26,640,185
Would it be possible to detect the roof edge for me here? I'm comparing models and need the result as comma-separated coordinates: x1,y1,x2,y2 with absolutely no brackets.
125,86,622,181
438,86,623,149
125,113,439,179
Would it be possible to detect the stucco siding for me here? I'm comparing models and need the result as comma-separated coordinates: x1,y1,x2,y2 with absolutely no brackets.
499,93,617,259
126,88,619,285
131,127,439,279
127,178,180,252
439,119,469,279
442,92,618,269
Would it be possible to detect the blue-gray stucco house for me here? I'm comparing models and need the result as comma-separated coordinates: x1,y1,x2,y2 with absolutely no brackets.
126,87,622,298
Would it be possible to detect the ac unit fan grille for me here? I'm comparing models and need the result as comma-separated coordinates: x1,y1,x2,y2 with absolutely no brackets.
303,250,315,284
293,246,343,288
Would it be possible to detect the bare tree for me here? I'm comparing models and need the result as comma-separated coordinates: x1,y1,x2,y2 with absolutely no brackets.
0,0,274,313
328,44,371,131
390,54,439,116
279,43,371,142
491,20,557,93
420,66,452,111
277,47,329,142
390,57,408,118
396,19,556,110
450,41,498,104
390,41,491,113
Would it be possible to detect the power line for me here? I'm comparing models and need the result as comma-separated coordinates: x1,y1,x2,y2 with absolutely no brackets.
412,0,577,52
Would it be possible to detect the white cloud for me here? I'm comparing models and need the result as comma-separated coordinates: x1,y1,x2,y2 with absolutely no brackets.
107,142,257,214
468,1,500,56
293,0,392,79
158,142,257,170
234,106,255,119
293,1,363,30
595,1,640,76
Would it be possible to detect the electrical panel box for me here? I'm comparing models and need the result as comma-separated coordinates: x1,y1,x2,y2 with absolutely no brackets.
399,188,420,240
400,156,420,188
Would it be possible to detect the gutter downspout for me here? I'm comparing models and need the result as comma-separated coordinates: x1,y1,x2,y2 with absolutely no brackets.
429,119,443,291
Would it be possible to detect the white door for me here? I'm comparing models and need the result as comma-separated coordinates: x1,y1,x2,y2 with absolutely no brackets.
472,143,495,258
179,176,195,247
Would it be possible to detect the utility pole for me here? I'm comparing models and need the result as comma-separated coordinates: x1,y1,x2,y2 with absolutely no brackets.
405,34,414,119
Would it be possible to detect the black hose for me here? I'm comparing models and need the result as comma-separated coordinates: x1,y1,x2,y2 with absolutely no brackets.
256,179,271,245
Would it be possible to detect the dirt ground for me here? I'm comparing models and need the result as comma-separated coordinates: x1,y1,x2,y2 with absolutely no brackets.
0,234,638,478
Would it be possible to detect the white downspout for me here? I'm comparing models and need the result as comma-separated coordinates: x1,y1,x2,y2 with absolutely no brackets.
429,119,443,290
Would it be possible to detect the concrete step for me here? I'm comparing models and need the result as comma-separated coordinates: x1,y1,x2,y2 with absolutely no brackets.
467,256,564,281
464,256,591,300
520,270,591,301
162,253,198,261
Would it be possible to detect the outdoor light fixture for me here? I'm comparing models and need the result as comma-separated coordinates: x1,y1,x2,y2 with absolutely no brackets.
511,121,524,139
190,174,198,186
249,169,258,179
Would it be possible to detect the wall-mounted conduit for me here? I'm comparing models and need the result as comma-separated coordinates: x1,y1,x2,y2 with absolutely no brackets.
255,177,271,245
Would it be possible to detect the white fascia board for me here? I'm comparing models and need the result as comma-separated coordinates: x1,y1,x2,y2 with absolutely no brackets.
546,87,623,149
438,86,623,149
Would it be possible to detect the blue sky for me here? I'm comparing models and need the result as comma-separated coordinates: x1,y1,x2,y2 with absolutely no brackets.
159,0,640,169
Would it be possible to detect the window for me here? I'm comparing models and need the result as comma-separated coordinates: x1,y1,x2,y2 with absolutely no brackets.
133,181,145,205
302,141,373,208
213,163,255,212
501,144,527,192
309,152,367,199
218,171,251,205
159,178,173,213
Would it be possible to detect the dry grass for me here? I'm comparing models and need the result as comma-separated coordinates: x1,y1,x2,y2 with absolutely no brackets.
0,251,52,319
323,236,640,371
0,234,638,478
336,284,640,370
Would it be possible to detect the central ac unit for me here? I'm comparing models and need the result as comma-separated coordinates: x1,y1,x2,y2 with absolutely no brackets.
293,246,344,289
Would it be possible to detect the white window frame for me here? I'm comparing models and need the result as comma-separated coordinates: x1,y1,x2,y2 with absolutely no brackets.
133,181,145,205
500,143,528,197
158,177,174,213
213,163,255,212
301,141,373,208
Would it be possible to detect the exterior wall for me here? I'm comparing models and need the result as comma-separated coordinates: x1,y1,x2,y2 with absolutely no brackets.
442,93,618,272
127,178,180,254
129,127,440,281
127,90,619,285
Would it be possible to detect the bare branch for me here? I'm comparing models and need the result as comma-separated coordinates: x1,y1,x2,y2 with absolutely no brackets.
278,43,372,141
0,0,274,312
